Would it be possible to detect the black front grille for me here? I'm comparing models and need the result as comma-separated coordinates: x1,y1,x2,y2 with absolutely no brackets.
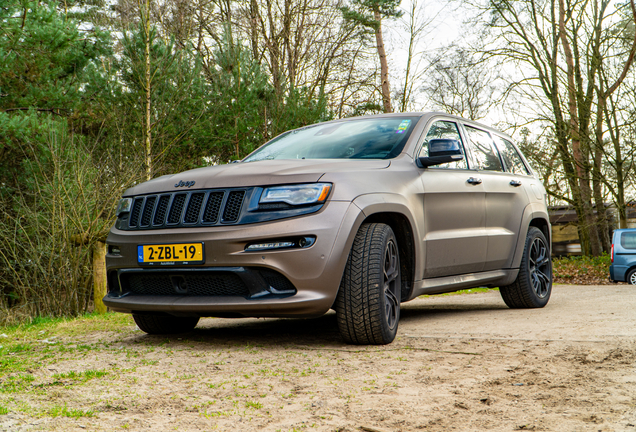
203,192,224,223
154,195,170,225
140,196,156,226
129,198,143,227
121,188,248,230
168,194,187,224
123,272,250,297
223,191,245,222
113,268,297,299
184,193,205,223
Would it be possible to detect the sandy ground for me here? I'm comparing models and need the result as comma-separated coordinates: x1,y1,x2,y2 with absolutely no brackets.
3,284,636,432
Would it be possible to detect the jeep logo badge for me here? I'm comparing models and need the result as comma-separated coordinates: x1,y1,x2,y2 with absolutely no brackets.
174,180,196,188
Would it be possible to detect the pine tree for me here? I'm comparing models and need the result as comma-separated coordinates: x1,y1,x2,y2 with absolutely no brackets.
0,0,110,195
340,0,403,113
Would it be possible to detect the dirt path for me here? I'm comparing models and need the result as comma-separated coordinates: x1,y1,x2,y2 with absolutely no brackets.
3,284,636,431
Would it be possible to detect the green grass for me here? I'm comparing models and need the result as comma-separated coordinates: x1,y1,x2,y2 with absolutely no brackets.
0,406,8,415
0,313,134,376
0,374,36,394
52,369,109,382
46,404,94,418
0,312,133,338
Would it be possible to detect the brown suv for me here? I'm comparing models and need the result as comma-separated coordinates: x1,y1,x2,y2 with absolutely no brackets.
104,113,552,345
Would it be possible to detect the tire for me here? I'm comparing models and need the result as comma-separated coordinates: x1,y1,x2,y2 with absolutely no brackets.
500,227,552,308
627,269,636,285
335,223,401,345
132,314,200,335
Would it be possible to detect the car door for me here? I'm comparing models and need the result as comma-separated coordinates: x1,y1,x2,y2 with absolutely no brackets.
418,119,487,278
461,125,529,271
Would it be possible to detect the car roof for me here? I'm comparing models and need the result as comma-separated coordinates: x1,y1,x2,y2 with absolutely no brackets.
312,112,515,142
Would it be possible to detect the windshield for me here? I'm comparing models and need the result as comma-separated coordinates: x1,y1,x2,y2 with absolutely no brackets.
243,116,420,162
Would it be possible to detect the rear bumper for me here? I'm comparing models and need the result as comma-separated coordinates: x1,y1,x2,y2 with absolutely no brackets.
609,264,626,282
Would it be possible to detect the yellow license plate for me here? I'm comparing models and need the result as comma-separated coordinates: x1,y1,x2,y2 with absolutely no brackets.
138,243,204,265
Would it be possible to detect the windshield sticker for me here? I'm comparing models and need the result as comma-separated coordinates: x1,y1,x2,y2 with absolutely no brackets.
396,119,411,133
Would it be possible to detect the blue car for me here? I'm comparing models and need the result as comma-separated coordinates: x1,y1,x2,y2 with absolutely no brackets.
610,228,636,284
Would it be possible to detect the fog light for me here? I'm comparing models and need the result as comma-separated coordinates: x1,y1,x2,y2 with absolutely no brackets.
246,241,295,251
108,245,121,255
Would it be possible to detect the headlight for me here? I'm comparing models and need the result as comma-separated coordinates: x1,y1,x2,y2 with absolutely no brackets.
260,183,331,206
115,198,133,216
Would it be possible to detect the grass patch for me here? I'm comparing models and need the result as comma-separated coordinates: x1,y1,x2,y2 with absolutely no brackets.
0,312,133,340
245,401,263,409
0,313,135,376
0,406,8,415
46,404,94,418
0,374,35,393
53,369,109,382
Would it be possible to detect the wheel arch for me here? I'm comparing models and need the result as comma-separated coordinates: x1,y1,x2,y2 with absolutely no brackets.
510,203,552,269
361,211,417,302
625,266,636,284
529,217,551,246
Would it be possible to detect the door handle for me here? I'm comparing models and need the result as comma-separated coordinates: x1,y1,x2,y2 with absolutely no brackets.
510,179,522,187
467,177,482,185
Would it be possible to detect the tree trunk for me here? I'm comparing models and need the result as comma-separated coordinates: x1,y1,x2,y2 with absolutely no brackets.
373,8,392,113
558,0,602,255
92,241,107,314
144,0,152,181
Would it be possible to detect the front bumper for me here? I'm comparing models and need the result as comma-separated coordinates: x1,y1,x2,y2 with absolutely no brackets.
104,200,361,318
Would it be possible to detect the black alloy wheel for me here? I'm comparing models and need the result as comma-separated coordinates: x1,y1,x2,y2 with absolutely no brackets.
500,226,552,308
383,237,400,332
528,235,551,299
335,223,402,345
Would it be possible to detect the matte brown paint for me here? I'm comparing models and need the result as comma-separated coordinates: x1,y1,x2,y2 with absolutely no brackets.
104,113,549,318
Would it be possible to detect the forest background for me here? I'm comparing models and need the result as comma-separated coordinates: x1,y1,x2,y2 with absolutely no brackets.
1,0,636,323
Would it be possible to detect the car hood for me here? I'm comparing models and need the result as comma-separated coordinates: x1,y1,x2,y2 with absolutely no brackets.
123,159,391,196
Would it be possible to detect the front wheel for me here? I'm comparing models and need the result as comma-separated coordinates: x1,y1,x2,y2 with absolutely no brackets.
500,226,552,308
335,223,401,345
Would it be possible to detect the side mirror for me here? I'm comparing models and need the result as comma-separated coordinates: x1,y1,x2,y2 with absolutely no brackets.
417,138,465,168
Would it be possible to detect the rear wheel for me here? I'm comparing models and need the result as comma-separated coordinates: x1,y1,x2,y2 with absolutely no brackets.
500,227,552,308
132,314,199,335
335,223,401,345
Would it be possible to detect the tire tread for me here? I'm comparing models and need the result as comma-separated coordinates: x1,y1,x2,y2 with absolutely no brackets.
499,227,552,309
335,223,400,345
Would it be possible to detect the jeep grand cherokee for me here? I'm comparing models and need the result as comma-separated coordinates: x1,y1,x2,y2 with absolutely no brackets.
104,113,552,345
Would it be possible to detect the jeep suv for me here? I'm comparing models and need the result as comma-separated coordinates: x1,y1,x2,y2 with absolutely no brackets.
104,113,552,345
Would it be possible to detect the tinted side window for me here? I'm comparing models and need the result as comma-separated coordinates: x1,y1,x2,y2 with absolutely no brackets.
493,135,530,175
464,126,503,172
621,232,636,249
419,120,467,169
